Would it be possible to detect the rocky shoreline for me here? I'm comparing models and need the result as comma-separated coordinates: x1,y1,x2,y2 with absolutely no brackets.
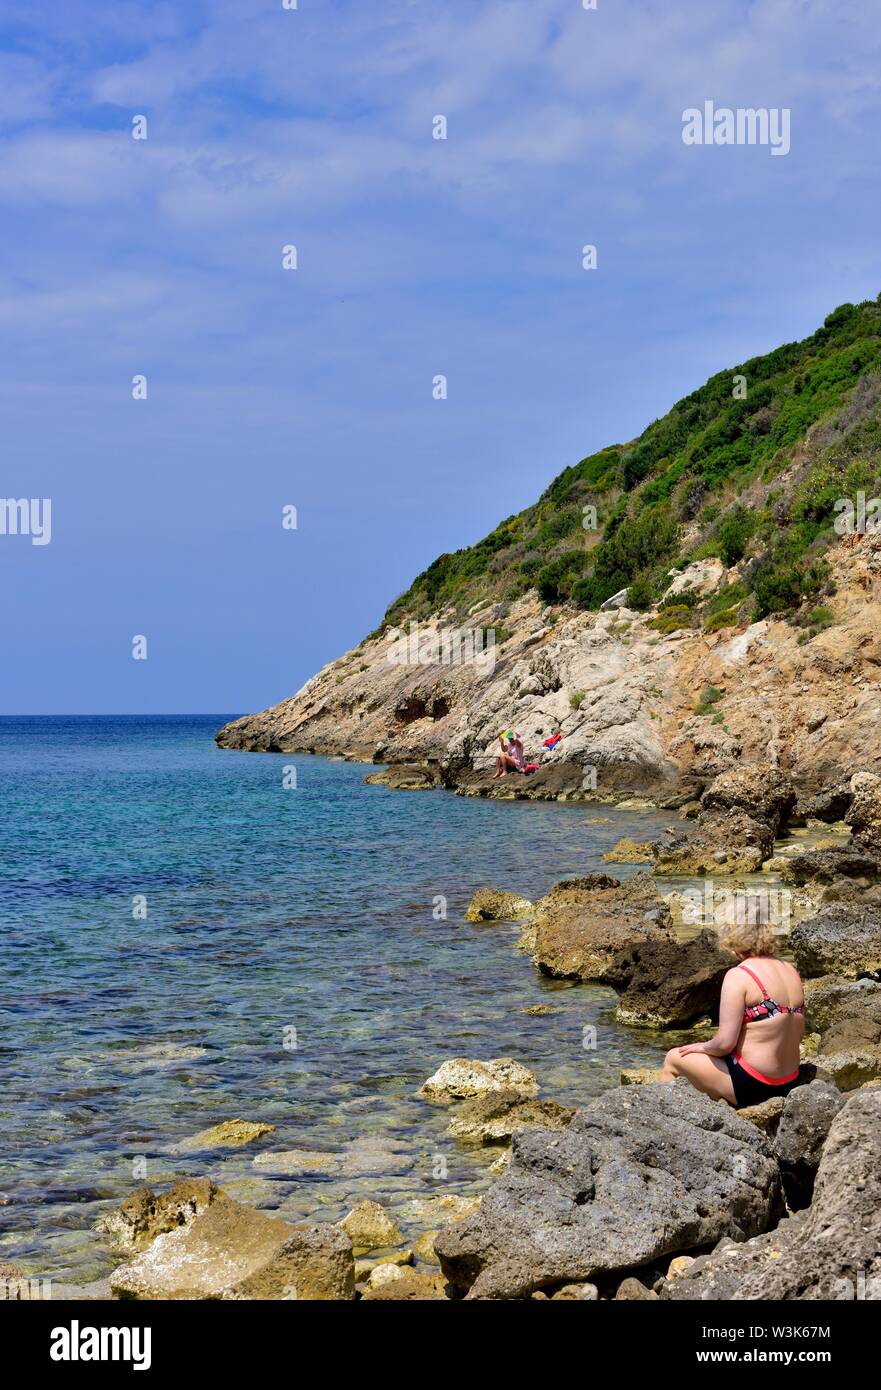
216,537,881,809
8,762,879,1302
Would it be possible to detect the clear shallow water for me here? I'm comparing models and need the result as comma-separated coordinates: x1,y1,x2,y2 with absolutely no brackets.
0,715,679,1282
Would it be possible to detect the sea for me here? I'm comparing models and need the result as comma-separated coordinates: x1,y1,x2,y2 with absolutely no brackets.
0,714,683,1283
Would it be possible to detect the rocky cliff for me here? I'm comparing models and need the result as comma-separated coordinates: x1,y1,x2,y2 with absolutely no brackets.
218,296,881,801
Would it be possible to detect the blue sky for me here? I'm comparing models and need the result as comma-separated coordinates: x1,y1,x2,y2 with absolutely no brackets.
1,0,880,714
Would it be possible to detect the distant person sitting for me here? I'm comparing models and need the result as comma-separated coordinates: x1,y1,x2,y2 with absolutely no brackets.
493,730,525,778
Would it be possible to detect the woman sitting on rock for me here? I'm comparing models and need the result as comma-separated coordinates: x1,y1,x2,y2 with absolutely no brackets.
660,915,805,1108
493,730,525,778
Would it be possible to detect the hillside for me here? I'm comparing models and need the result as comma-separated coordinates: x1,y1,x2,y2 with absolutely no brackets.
217,296,881,801
384,296,881,629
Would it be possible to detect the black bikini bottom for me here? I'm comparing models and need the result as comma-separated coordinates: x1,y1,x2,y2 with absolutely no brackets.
724,1054,803,1108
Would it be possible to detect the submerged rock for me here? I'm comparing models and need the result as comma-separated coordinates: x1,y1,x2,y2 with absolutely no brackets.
364,764,439,790
663,1088,881,1299
171,1120,275,1153
418,1057,539,1104
435,1081,782,1299
607,929,735,1028
791,903,881,978
253,1135,415,1178
110,1195,355,1300
532,872,672,982
464,888,534,922
620,1067,664,1086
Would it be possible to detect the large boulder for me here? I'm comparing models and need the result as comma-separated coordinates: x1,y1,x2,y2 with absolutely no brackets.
662,1088,881,1299
700,765,796,835
464,888,534,922
773,1081,845,1209
793,784,853,825
779,845,881,885
790,903,881,978
653,809,774,876
532,872,672,982
845,771,881,853
417,1057,538,1104
110,1195,355,1300
606,929,735,1028
434,1081,782,1299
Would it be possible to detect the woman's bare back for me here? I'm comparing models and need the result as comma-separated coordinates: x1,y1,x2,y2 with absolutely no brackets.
737,956,804,1079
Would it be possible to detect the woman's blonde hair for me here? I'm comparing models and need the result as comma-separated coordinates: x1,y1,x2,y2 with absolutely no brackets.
717,917,780,961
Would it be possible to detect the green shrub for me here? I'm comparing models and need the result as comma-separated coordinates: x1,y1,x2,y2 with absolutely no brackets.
694,686,724,715
626,573,656,610
704,608,739,632
570,690,586,710
650,604,695,633
717,505,757,565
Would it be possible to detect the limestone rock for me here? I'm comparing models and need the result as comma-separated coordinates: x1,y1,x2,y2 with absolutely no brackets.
773,1081,845,1208
620,1068,664,1086
339,1200,402,1252
662,1088,881,1299
791,903,881,978
532,872,672,982
780,845,881,885
412,1230,441,1265
810,1050,881,1091
448,1092,574,1146
700,765,796,835
171,1120,275,1153
805,975,881,1033
435,1081,782,1299
737,1096,785,1134
653,809,774,875
602,838,654,864
359,1270,448,1300
110,1196,355,1300
615,1277,658,1300
418,1057,539,1104
845,771,881,852
97,1178,219,1253
354,1249,413,1282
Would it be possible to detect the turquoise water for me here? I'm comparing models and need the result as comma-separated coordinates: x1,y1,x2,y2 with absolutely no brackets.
0,715,676,1282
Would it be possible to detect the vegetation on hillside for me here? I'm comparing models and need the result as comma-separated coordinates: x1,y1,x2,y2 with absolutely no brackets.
382,296,881,630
